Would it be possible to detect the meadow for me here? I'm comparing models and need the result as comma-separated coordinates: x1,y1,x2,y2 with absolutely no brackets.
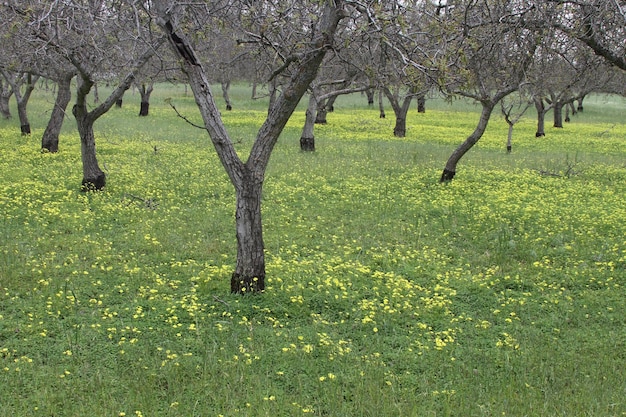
0,83,625,416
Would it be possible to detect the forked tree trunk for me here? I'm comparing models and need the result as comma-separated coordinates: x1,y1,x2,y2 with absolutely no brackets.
42,73,73,153
300,94,316,151
73,78,106,191
2,71,39,135
69,39,160,191
441,101,496,182
138,82,154,116
383,86,415,138
232,178,265,293
158,3,343,294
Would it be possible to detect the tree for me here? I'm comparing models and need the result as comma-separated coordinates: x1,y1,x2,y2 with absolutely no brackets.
439,0,539,182
155,0,348,293
501,94,531,153
3,0,163,189
545,0,626,71
0,70,39,135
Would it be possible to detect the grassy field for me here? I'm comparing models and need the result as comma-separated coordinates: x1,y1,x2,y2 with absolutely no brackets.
1,83,625,416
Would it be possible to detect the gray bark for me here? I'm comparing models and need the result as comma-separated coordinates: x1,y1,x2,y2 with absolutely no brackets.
159,3,345,293
0,79,12,119
42,73,73,152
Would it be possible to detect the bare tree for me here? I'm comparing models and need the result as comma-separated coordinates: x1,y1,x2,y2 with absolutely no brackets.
439,0,539,182
544,0,626,71
154,0,349,293
0,70,39,135
3,0,163,189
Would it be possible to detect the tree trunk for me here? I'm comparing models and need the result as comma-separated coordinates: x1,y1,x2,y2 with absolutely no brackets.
221,80,232,111
417,95,426,113
231,178,265,293
2,71,39,135
577,96,585,112
73,78,106,191
42,73,73,153
378,89,385,118
441,101,496,182
115,98,123,108
366,88,375,106
138,82,154,116
300,94,316,151
506,124,513,153
326,95,337,113
315,98,329,124
383,87,414,138
251,81,257,99
17,74,38,135
76,112,106,191
553,101,564,128
0,80,12,119
158,3,343,294
534,97,546,137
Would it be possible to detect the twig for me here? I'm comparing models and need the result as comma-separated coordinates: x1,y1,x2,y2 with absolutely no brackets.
166,99,207,130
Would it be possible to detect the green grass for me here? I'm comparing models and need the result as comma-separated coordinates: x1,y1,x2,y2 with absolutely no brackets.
1,83,625,416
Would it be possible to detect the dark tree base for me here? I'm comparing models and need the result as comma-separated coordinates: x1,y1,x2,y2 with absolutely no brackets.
440,168,456,183
379,112,385,119
417,99,426,113
81,173,106,192
139,102,150,116
565,117,570,122
507,145,512,153
393,129,406,138
21,124,31,135
535,132,545,138
115,99,123,108
300,136,315,152
231,272,265,294
42,142,59,153
226,104,233,111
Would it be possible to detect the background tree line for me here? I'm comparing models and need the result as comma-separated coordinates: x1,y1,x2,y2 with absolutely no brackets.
0,0,624,293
